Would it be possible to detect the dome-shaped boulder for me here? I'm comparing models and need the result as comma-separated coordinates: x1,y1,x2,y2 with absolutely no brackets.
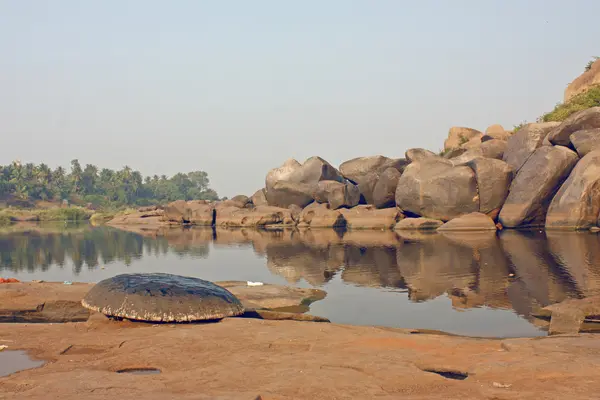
81,273,244,322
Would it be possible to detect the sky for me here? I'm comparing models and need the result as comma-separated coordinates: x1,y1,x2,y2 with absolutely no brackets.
1,1,599,198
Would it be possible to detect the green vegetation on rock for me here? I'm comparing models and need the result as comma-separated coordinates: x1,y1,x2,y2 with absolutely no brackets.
540,85,600,123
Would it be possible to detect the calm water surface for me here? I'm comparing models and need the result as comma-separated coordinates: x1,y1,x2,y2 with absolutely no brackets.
2,223,600,338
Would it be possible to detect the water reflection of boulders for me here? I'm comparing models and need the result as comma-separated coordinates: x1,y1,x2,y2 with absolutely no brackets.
4,223,600,325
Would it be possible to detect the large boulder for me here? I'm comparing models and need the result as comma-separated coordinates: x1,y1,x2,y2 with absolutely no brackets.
372,167,402,209
546,107,600,146
227,195,251,208
266,181,314,209
313,180,360,209
338,205,402,229
339,156,408,204
482,124,511,141
503,122,561,173
546,150,600,230
437,212,497,231
405,148,437,163
395,159,479,221
265,157,343,208
250,188,268,207
499,146,579,228
449,139,507,166
565,59,600,102
570,128,600,157
297,202,346,228
444,127,483,151
466,157,513,216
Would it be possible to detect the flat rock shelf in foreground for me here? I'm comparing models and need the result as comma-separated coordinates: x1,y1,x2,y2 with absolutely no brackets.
81,273,245,322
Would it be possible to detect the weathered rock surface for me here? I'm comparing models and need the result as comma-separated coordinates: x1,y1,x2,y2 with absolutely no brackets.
544,296,600,335
372,167,402,209
437,212,497,231
215,206,295,227
405,148,438,163
298,202,346,228
266,157,343,208
466,157,513,215
570,128,600,157
313,180,360,209
227,195,251,208
394,217,443,230
395,159,479,221
546,150,600,230
565,58,600,102
449,139,507,166
444,127,482,150
547,107,600,146
499,146,579,228
250,188,268,207
338,205,402,229
81,273,245,322
503,122,561,173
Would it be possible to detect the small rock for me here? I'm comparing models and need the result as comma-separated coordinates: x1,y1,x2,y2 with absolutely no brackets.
492,382,512,389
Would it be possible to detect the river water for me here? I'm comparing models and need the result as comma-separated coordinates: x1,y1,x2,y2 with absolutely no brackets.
2,223,600,338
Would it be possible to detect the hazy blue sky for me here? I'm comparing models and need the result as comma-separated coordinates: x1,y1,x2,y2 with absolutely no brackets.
1,1,599,197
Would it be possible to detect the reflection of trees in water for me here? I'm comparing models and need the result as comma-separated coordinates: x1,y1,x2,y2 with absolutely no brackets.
0,225,208,274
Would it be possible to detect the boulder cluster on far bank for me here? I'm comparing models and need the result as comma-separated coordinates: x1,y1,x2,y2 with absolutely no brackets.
108,105,600,232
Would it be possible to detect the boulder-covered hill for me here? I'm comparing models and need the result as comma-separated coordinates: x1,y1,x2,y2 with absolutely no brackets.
110,63,600,232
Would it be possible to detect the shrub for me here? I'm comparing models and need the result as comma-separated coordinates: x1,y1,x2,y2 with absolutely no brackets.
540,85,600,122
37,207,91,221
585,57,599,72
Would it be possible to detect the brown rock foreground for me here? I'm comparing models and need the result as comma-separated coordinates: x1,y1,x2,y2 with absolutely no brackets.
2,282,600,399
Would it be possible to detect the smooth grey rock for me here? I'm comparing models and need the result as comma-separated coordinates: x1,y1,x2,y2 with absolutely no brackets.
339,156,408,204
547,107,600,146
499,146,579,228
372,167,402,209
570,128,600,157
81,273,244,322
450,139,507,166
251,188,268,207
546,150,600,230
503,122,561,173
313,180,360,209
466,158,513,215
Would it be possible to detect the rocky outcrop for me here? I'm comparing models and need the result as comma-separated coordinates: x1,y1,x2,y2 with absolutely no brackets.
570,128,600,157
298,202,346,228
339,156,408,204
395,159,479,221
546,107,600,146
499,146,579,228
466,157,513,216
546,150,600,230
251,188,268,207
266,157,343,208
313,180,360,209
338,205,402,229
503,122,561,173
163,200,189,223
437,212,497,231
444,127,482,151
565,59,600,102
372,167,402,209
187,201,216,225
394,218,443,230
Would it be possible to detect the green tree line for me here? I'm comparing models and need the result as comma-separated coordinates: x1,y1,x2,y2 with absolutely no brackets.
0,159,219,207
